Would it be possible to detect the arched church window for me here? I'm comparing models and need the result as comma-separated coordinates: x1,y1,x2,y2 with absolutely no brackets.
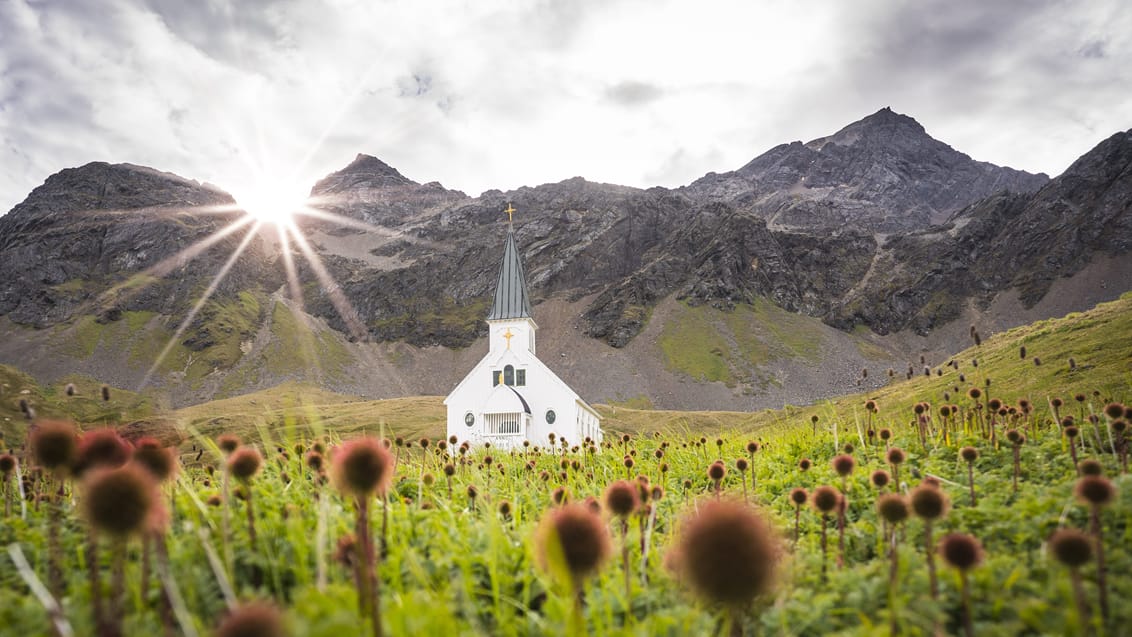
504,365,515,386
516,369,526,386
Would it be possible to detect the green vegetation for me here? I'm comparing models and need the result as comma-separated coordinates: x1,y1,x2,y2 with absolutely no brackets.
657,299,827,388
0,296,1129,635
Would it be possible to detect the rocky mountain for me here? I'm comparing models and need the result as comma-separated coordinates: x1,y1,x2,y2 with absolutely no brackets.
0,109,1128,410
685,108,1049,232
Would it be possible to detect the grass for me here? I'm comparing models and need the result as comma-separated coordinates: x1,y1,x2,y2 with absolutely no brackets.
0,295,1130,635
657,298,839,388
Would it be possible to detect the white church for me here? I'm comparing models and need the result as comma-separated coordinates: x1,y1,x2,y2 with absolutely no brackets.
444,206,603,450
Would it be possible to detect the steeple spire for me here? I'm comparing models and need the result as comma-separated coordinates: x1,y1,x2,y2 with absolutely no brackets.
487,205,533,320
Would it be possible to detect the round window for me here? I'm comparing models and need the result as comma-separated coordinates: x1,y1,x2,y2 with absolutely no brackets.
464,412,475,427
545,409,556,424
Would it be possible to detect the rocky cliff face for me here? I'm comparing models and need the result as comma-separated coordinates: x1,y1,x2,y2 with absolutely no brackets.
0,163,278,329
684,108,1049,233
828,129,1132,334
0,111,1128,405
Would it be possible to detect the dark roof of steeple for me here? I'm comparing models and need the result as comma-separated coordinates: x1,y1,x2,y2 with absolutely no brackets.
487,226,533,320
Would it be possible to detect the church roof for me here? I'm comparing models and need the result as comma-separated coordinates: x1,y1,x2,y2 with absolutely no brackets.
487,226,533,320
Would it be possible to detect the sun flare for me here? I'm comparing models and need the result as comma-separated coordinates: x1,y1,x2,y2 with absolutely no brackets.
229,179,310,224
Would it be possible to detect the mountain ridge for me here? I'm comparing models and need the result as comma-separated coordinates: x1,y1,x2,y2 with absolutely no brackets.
0,109,1128,410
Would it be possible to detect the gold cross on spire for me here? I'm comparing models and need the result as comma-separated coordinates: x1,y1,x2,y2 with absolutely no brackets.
503,328,514,349
504,203,516,224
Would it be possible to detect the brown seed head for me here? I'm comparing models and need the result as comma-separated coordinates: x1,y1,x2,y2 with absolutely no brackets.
1006,429,1024,445
604,480,639,518
82,464,156,538
876,493,909,525
1079,459,1103,477
886,447,907,465
1104,402,1125,420
735,458,749,472
74,428,132,477
0,454,15,476
938,533,984,571
707,461,726,482
789,487,807,506
215,602,286,637
746,441,759,454
831,454,855,477
798,458,812,471
228,447,263,483
133,443,177,483
534,503,611,586
1075,475,1115,507
305,451,324,471
960,446,979,463
217,434,241,455
668,499,781,607
1049,529,1093,569
331,437,394,498
812,485,841,514
31,420,78,471
870,469,891,489
909,483,950,520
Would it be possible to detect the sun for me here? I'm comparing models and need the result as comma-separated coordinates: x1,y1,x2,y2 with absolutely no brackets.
229,178,310,225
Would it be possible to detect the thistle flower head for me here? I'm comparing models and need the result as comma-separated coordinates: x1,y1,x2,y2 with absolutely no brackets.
668,499,781,608
74,428,132,477
870,469,891,489
330,437,394,498
551,485,570,505
1104,402,1125,420
831,454,855,477
938,533,984,571
798,458,812,471
0,454,16,476
886,447,906,465
603,480,639,518
910,484,950,521
812,485,841,514
960,446,979,463
735,458,749,472
1006,429,1025,445
132,441,177,483
534,503,611,587
876,493,909,525
81,464,157,538
1075,475,1115,507
707,461,726,482
1079,459,1103,476
216,434,241,455
1049,529,1093,569
31,420,78,471
746,441,759,454
305,451,324,471
879,428,892,441
228,447,263,483
214,602,286,637
789,487,807,506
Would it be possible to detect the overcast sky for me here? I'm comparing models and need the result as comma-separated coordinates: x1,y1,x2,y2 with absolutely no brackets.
1,0,1130,215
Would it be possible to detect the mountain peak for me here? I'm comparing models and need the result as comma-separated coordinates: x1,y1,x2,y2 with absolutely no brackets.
805,107,927,150
310,154,416,195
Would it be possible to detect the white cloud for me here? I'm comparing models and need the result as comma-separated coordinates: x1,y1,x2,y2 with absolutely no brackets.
1,0,1130,215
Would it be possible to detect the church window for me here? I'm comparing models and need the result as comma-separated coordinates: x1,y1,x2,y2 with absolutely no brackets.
464,412,475,427
516,369,526,386
546,409,556,424
493,370,501,387
504,365,515,386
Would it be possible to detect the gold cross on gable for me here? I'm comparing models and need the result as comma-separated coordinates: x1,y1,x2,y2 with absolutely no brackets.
504,203,516,223
503,328,514,349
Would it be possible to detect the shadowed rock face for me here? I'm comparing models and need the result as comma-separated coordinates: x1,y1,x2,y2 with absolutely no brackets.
0,111,1127,358
683,108,1049,233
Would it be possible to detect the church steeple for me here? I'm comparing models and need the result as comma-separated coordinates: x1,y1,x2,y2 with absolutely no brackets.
487,205,533,321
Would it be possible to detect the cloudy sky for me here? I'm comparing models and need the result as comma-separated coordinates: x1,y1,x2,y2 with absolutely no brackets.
1,0,1130,215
